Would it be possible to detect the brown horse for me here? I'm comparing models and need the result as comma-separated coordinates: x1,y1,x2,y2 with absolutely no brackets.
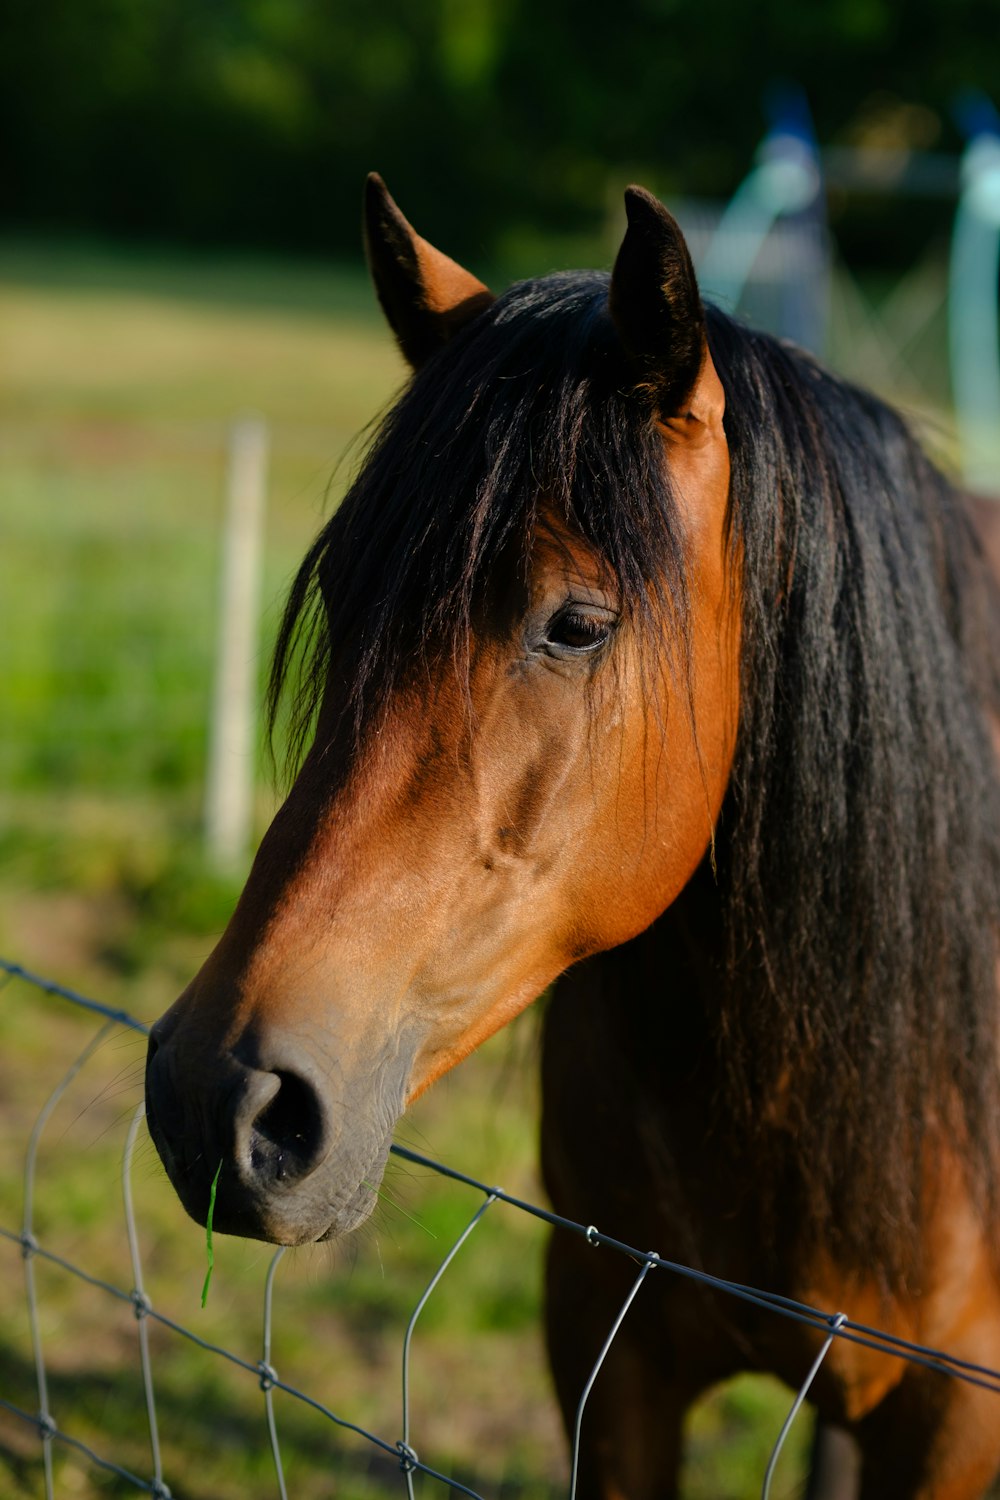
145,176,1000,1498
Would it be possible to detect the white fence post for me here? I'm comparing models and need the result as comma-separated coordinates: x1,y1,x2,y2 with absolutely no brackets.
205,415,269,873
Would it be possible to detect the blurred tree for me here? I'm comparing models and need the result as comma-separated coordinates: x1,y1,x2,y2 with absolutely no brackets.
0,0,997,266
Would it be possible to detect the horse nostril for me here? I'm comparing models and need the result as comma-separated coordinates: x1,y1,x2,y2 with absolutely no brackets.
244,1069,328,1185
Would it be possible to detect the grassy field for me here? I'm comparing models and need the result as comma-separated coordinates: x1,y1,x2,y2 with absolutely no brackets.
0,238,813,1498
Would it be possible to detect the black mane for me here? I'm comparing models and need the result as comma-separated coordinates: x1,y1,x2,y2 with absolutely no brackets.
270,271,1000,1287
708,308,1000,1283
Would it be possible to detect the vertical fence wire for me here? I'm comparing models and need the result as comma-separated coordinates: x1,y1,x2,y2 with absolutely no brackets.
260,1248,289,1500
21,1016,118,1499
399,1192,499,1499
567,1255,658,1500
123,1103,171,1498
760,1312,848,1500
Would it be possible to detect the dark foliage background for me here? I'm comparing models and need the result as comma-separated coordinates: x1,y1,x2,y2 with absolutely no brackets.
2,0,997,267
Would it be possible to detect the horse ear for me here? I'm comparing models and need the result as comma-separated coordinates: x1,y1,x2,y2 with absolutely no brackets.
609,186,709,418
364,173,495,369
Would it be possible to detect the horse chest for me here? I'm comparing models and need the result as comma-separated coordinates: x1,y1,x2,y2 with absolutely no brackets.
541,917,1000,1435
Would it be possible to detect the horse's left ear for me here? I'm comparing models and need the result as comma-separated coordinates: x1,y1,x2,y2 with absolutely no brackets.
610,186,721,426
364,173,495,369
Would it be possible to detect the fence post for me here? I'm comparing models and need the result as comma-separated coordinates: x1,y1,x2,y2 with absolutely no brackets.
205,415,269,873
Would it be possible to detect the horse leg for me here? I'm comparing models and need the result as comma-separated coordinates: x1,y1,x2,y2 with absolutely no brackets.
806,1422,861,1500
854,1369,1000,1499
544,1225,695,1500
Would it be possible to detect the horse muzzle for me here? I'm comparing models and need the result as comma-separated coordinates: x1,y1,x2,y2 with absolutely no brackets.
144,1008,404,1245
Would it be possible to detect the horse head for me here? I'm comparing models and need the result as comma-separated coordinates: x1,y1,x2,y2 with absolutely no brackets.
144,179,739,1244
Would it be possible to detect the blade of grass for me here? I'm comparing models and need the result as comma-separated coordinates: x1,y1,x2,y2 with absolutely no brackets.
201,1160,223,1308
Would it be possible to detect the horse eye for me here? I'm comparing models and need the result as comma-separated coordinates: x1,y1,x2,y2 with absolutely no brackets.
545,609,613,654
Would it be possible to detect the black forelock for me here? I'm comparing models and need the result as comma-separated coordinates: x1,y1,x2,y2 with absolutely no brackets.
268,269,690,766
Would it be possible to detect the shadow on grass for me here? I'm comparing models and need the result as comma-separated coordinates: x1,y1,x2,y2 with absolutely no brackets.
0,1337,561,1500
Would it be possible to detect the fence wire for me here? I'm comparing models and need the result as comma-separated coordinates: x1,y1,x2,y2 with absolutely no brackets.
2,954,1000,1500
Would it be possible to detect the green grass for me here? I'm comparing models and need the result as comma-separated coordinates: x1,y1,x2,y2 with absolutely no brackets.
0,238,811,1498
0,238,405,806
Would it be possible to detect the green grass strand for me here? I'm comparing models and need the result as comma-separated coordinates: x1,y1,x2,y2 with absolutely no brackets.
200,1160,223,1308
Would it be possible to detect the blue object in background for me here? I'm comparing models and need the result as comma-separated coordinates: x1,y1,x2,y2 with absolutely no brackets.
698,85,828,353
949,91,1000,493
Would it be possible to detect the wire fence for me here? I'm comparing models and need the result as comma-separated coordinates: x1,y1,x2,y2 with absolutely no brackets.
2,955,1000,1500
